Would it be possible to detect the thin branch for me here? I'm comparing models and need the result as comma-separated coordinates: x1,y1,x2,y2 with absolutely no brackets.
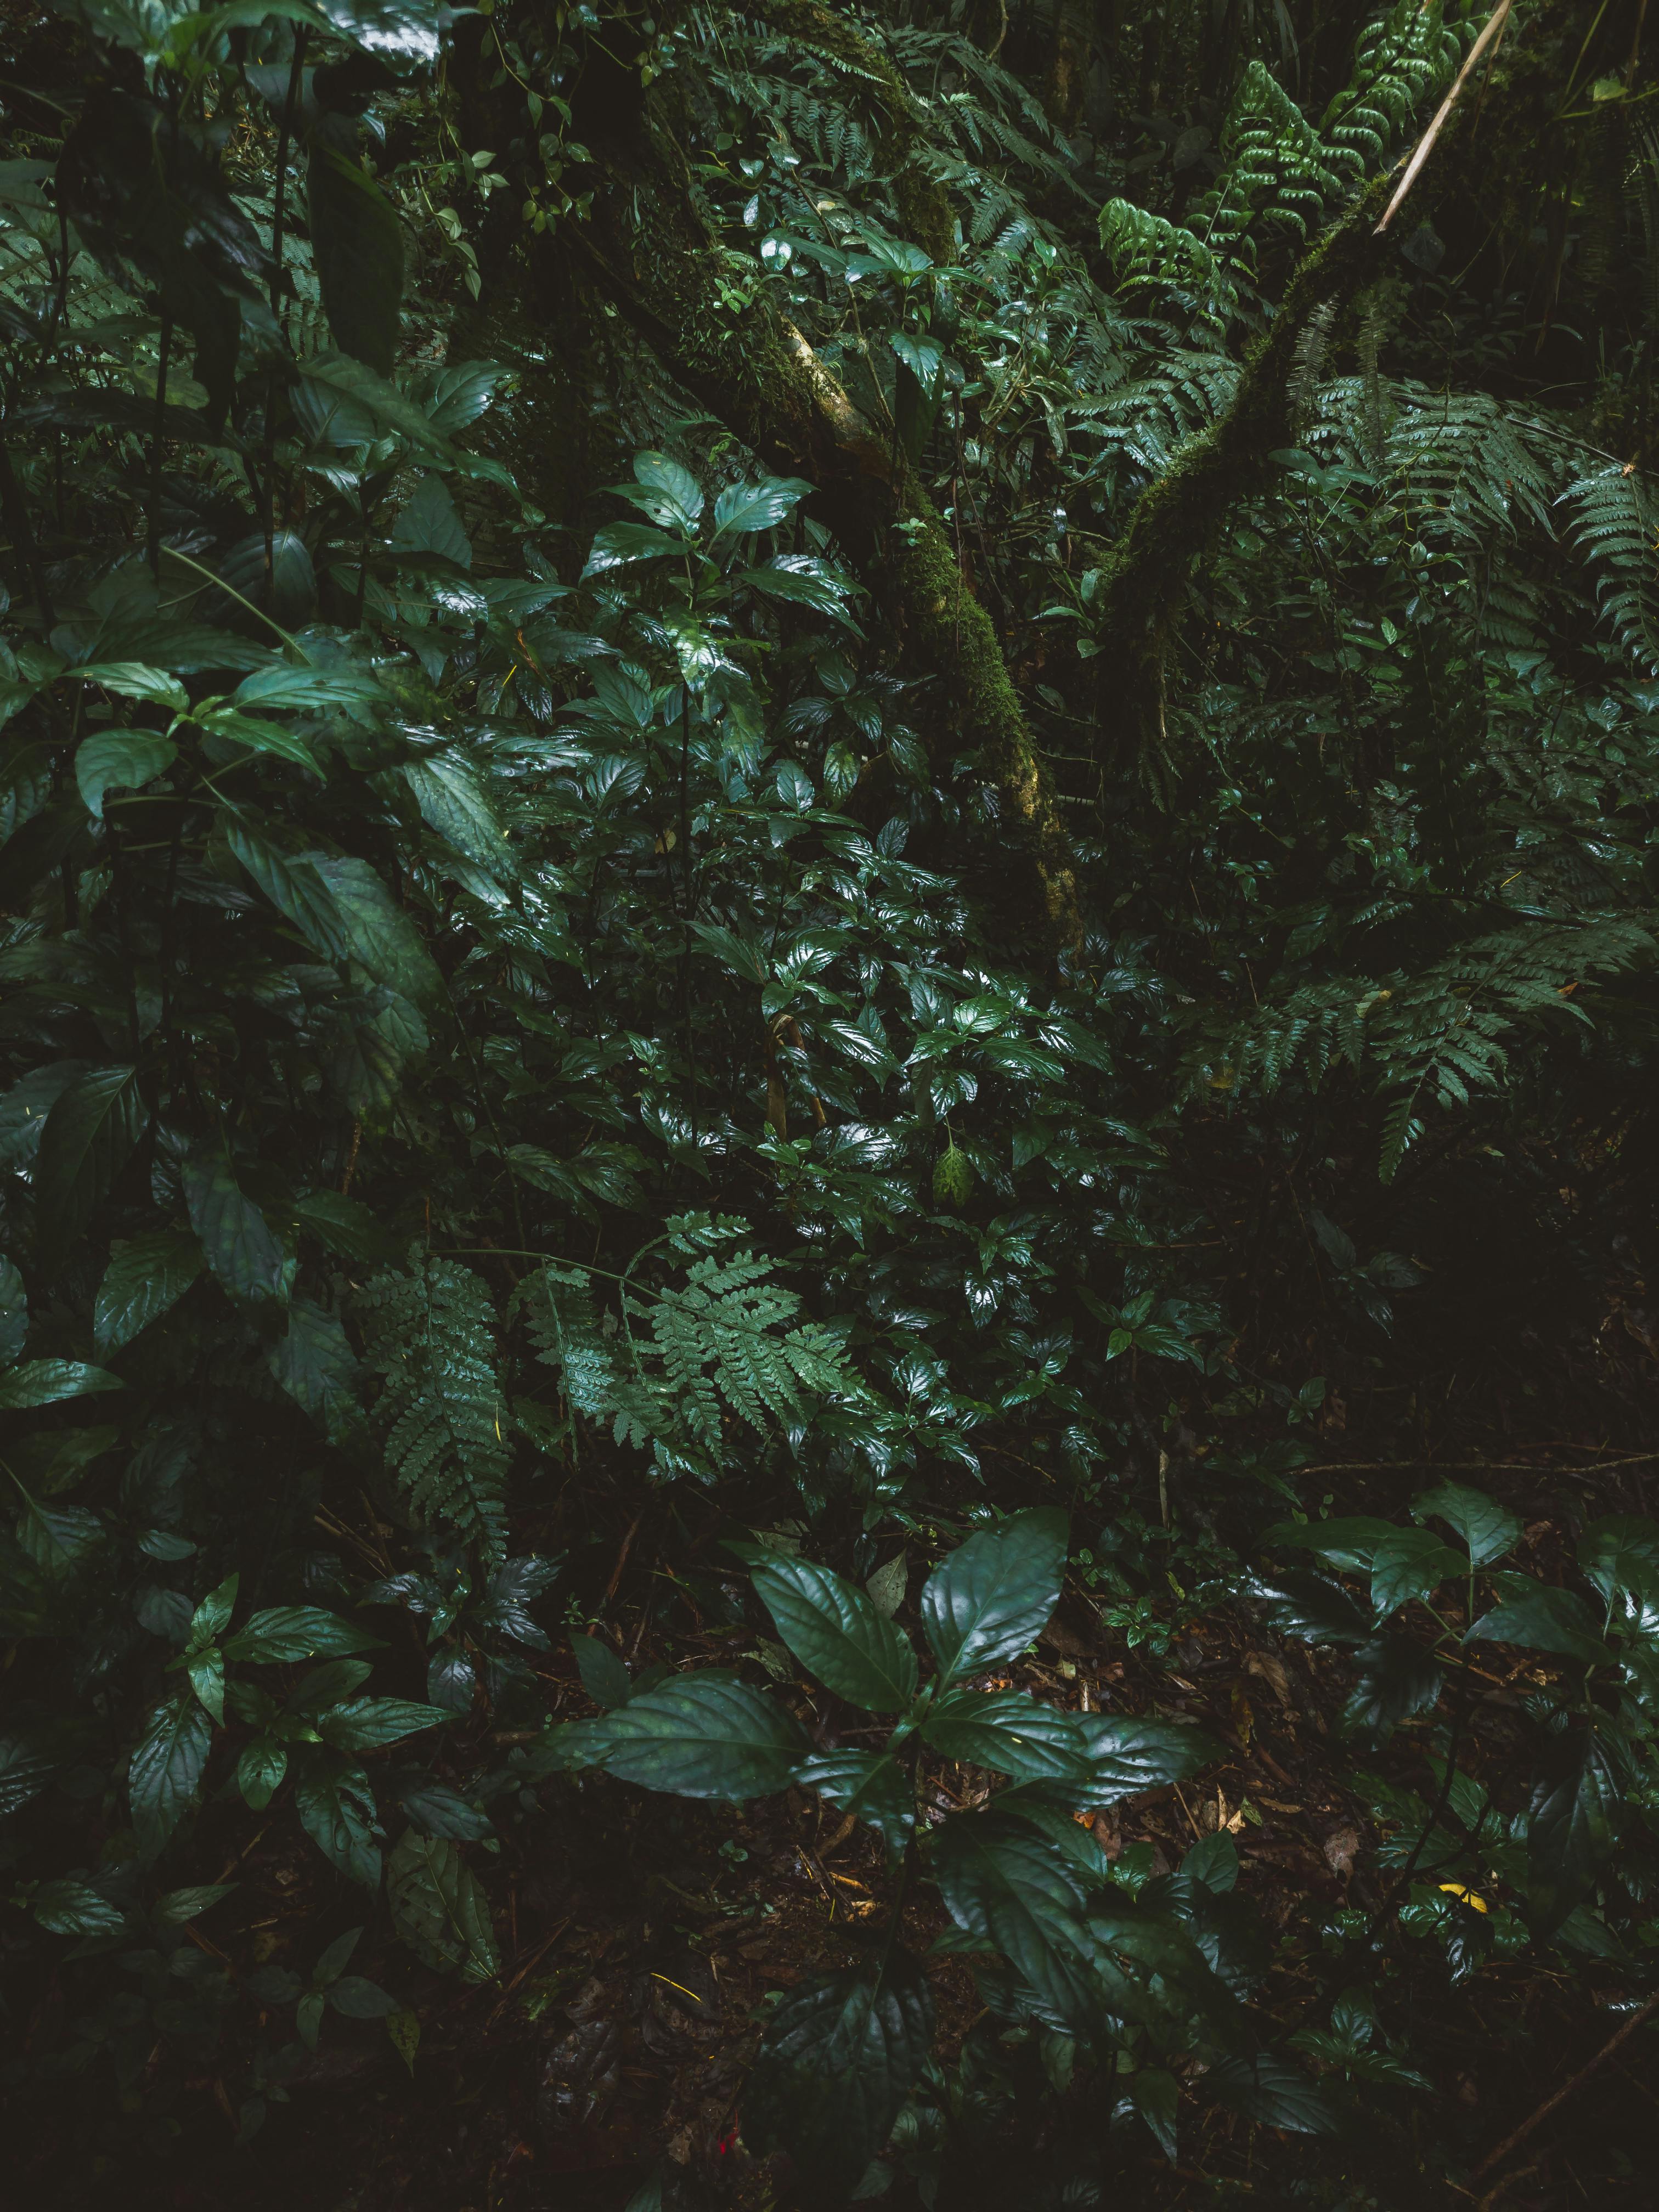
1375,0,1515,235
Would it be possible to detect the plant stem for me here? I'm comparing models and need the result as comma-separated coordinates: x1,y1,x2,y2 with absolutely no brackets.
146,312,174,579
264,30,307,606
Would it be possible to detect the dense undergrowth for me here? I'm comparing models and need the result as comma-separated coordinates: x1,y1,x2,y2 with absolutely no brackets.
2,0,1658,2204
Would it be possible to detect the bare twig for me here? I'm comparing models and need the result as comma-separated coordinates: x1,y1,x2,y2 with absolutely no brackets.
1376,0,1515,235
1469,1991,1659,2183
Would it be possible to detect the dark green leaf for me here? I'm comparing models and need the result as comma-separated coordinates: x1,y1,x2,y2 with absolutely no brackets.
752,1555,919,1712
1413,1482,1521,1567
929,1810,1102,2036
1071,1715,1220,1807
74,729,177,819
598,1672,809,1801
295,1765,382,1888
129,1690,213,1859
307,134,404,377
223,1606,384,1664
396,1780,493,1842
1579,1516,1659,1604
268,1298,363,1439
33,1065,146,1263
1465,1585,1615,1668
794,1748,914,1858
1205,2053,1340,2135
1343,1635,1443,1745
922,1690,1088,1783
32,1877,126,1937
0,1359,122,1409
329,1973,399,2018
743,1954,934,2205
387,1827,499,1982
238,1737,287,1810
391,474,471,568
571,1632,634,1709
919,1509,1068,1688
1130,2066,1180,2162
183,1144,290,1307
1260,1516,1395,1573
1526,1721,1621,1935
316,1698,451,1752
1369,1528,1464,1618
93,1229,203,1357
0,1253,25,1365
1244,1569,1371,1649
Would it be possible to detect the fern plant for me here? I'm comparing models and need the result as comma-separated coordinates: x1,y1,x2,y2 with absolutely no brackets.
359,1259,511,1559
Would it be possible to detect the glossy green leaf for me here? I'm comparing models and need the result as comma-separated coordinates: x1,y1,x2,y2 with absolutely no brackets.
183,1144,290,1307
919,1508,1068,1687
295,1765,382,1888
1526,1721,1621,1935
1578,1516,1659,1603
1205,2053,1340,2135
1465,1584,1615,1668
595,1672,810,1801
387,1827,499,1982
1130,2065,1181,2162
930,1810,1102,2036
223,1606,385,1664
0,1358,122,1408
238,1737,288,1810
743,1953,934,2204
1413,1482,1521,1567
391,473,471,568
571,1632,634,1709
32,1064,146,1263
32,1877,127,1937
93,1228,203,1357
1369,1527,1464,1618
130,1689,214,1859
74,728,178,817
795,1748,915,1858
1071,1715,1219,1808
752,1555,919,1711
268,1297,362,1439
922,1690,1088,1783
316,1697,451,1752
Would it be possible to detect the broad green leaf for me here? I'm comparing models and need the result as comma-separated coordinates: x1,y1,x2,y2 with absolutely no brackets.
1205,2053,1340,2135
1182,1831,1239,1893
1243,1569,1371,1649
74,728,177,817
0,1738,54,1816
397,1780,494,1842
316,1697,450,1752
298,352,453,454
0,1253,22,1365
930,1811,1102,2036
238,1737,288,1810
795,1748,915,1858
7,1422,117,1497
582,521,685,575
155,1883,234,1925
329,1973,398,2018
309,853,443,1005
0,1062,87,1175
1260,1516,1395,1573
183,1145,290,1306
751,1555,919,1712
32,1064,147,1262
391,473,471,568
922,1690,1088,1784
1465,1584,1615,1668
919,1508,1068,1687
293,1188,399,1267
231,663,383,713
710,475,811,543
866,1552,907,1617
222,1606,385,1663
295,1764,382,1888
308,137,404,378
67,662,189,712
188,1649,227,1724
129,1689,213,1859
1413,1482,1521,1567
596,1671,810,1801
32,1877,127,1937
189,1573,238,1649
1578,1516,1659,1602
313,1926,362,1985
93,1229,203,1357
571,1632,634,1709
743,1954,934,2203
1071,1715,1219,1808
1342,1635,1443,1745
1130,2064,1181,2162
400,753,511,877
1369,1528,1464,1618
1526,1721,1621,1935
0,1358,122,1409
198,707,321,772
226,821,353,959
268,1298,362,1439
387,1827,499,1982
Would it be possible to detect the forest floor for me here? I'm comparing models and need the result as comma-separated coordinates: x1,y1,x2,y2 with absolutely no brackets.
49,1397,1659,2212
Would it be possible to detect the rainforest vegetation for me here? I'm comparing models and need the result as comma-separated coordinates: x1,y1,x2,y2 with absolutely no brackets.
3,0,1659,2203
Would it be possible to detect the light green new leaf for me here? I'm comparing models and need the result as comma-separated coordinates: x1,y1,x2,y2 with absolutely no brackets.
751,1555,918,1711
75,729,178,817
920,1509,1069,1687
387,1827,499,1982
94,1229,204,1357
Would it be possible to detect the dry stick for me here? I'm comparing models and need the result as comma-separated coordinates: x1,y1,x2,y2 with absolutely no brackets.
1375,0,1515,236
1468,1990,1659,2183
1276,1452,1659,1477
601,1511,643,1610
